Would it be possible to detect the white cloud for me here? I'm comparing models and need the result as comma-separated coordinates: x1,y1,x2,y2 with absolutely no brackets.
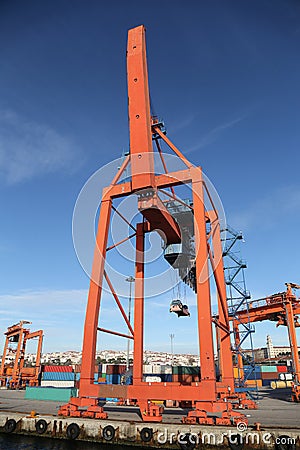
168,113,197,134
187,115,245,153
0,109,83,184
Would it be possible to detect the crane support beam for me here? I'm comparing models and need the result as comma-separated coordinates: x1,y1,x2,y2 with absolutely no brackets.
127,25,155,190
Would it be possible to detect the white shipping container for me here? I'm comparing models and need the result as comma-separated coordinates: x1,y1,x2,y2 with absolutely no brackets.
40,380,75,388
163,366,172,374
152,365,162,374
279,373,293,381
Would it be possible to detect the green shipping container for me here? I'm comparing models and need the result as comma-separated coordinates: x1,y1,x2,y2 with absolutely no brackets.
172,366,200,375
25,386,77,402
260,365,277,373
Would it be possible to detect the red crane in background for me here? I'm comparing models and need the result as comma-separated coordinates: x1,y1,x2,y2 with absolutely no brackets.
59,25,256,424
232,283,300,401
0,321,43,389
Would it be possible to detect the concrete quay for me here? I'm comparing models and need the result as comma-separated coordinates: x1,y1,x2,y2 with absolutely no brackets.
0,388,299,448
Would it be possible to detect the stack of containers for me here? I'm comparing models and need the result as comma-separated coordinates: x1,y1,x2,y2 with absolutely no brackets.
242,366,262,387
105,364,127,403
260,365,278,386
243,365,261,379
143,364,163,382
41,366,75,388
160,365,173,382
106,364,126,385
172,366,200,384
99,363,107,383
277,366,292,382
160,365,172,382
277,365,288,376
233,367,244,379
279,373,293,381
73,364,100,387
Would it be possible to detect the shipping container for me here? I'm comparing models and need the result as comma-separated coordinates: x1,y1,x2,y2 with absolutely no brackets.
152,365,162,374
173,374,201,384
43,365,73,373
106,365,126,375
106,374,121,384
161,373,172,382
233,368,244,378
245,379,262,387
172,366,200,376
163,366,172,374
42,372,75,381
172,374,200,384
40,380,75,388
277,365,288,373
260,365,277,373
25,386,77,402
244,365,261,373
261,372,279,380
279,373,293,381
73,364,98,374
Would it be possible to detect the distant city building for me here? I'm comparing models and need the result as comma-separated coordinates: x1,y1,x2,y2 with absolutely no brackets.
243,335,298,361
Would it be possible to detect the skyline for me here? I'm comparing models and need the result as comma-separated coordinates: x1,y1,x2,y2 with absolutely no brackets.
1,1,300,353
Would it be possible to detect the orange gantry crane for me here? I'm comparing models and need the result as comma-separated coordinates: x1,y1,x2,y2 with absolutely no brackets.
0,321,43,389
232,283,300,401
59,25,255,424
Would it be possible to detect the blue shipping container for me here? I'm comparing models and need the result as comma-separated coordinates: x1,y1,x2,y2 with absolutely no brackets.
106,374,121,384
42,372,75,381
161,373,172,382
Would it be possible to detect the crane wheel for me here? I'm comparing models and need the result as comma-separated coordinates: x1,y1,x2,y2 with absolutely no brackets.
66,423,80,440
35,419,47,434
275,435,296,450
102,425,115,441
140,427,153,442
4,419,17,433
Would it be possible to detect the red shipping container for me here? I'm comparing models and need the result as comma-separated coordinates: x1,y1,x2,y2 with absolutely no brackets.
277,366,288,373
172,374,200,384
74,364,98,374
106,364,127,375
261,372,278,380
43,365,73,373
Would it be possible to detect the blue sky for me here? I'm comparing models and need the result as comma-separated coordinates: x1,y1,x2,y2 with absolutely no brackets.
0,0,300,354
